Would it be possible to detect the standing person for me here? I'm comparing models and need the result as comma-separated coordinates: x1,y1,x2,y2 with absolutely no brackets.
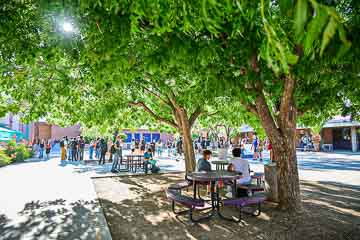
89,139,95,160
135,139,140,154
99,139,107,165
67,137,72,161
45,141,51,160
95,138,101,159
130,138,136,154
76,136,80,160
39,139,45,159
167,140,172,157
108,139,114,162
268,140,273,162
156,140,162,156
258,139,263,161
176,137,183,156
71,138,78,161
150,141,156,156
78,136,85,161
60,137,66,161
111,136,122,173
251,135,259,161
140,138,146,154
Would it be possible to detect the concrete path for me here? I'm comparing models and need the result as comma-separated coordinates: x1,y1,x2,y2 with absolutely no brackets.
0,149,359,240
0,154,112,240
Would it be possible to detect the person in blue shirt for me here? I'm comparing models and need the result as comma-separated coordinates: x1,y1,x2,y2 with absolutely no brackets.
144,148,153,174
197,150,212,172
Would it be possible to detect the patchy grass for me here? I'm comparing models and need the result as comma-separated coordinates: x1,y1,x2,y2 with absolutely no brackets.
93,173,360,240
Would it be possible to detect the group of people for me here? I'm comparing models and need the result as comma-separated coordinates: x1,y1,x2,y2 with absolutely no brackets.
196,147,251,198
32,139,52,160
60,136,86,161
240,136,273,162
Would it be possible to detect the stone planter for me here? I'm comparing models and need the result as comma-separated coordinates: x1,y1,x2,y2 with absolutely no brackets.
264,163,279,202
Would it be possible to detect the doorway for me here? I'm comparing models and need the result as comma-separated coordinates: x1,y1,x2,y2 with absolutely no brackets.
332,127,352,150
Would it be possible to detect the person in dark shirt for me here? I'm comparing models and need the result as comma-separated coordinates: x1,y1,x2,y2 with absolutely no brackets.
71,138,78,161
99,139,108,165
78,136,85,161
197,150,212,172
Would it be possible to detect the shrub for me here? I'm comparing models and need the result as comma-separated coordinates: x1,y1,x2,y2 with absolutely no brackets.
3,140,33,163
0,149,12,166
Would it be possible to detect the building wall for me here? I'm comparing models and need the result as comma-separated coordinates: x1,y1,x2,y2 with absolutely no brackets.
37,123,52,140
30,122,81,141
51,124,81,139
322,128,333,144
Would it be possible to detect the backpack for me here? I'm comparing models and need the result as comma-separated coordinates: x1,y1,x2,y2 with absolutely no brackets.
110,145,116,154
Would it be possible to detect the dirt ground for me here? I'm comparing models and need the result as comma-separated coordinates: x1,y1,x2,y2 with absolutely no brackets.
93,173,360,240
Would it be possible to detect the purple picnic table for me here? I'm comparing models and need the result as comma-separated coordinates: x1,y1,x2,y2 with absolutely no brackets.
187,171,242,220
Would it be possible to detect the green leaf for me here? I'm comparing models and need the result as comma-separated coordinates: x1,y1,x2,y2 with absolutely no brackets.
294,0,308,39
304,6,329,56
280,0,294,16
320,17,337,56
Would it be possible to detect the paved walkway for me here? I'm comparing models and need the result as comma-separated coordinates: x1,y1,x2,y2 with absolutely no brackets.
0,150,359,240
0,154,112,240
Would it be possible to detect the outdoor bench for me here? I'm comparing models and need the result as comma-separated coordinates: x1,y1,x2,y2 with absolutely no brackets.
166,189,208,222
220,194,267,222
168,181,192,193
238,184,265,194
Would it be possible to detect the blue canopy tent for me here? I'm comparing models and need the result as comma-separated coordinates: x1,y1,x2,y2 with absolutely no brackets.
0,127,24,142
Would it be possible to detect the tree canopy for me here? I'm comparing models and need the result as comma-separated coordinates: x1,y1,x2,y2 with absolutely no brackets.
1,0,359,212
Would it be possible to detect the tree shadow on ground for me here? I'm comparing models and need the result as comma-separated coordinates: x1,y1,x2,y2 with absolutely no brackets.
94,173,360,240
0,199,107,240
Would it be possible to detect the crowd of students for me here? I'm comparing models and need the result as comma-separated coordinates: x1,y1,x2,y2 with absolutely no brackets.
59,136,86,161
32,139,52,160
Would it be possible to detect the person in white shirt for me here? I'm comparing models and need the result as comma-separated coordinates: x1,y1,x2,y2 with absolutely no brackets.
230,147,251,185
225,148,251,198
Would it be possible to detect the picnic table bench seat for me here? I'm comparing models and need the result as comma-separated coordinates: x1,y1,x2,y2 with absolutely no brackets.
168,181,192,192
166,189,204,208
219,194,267,222
166,189,210,222
238,184,265,193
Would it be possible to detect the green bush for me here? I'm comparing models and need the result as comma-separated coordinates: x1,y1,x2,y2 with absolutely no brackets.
0,149,12,166
3,140,33,163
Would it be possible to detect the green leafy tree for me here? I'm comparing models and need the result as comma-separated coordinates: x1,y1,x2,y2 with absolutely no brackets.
1,0,359,212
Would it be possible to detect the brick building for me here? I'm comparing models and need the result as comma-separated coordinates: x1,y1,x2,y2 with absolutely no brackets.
30,121,81,142
321,117,359,152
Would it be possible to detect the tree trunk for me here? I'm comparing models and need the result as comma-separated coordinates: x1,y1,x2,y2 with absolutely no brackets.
272,139,301,211
176,108,196,172
254,87,302,212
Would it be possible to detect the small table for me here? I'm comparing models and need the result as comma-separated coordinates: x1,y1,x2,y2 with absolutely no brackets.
124,155,145,172
211,160,230,171
187,171,242,220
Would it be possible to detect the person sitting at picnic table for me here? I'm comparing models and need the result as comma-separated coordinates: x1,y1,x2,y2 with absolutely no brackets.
197,149,212,172
226,147,251,198
144,148,153,173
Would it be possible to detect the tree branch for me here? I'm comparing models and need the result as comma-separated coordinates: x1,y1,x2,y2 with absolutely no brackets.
189,106,202,126
129,101,178,129
142,86,171,106
239,99,258,115
279,75,296,128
